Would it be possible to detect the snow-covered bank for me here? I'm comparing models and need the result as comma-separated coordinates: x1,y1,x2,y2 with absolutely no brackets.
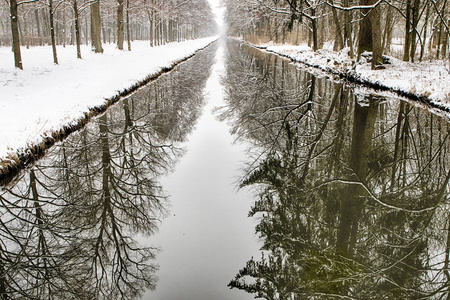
0,37,218,179
251,41,450,113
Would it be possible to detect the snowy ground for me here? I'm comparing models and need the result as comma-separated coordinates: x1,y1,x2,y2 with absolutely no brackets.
256,41,450,113
0,37,217,165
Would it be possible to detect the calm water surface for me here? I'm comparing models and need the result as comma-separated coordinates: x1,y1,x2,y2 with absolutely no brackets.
1,39,450,299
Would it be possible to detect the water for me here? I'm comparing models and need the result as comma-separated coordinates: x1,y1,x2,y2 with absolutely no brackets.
1,39,450,299
222,41,450,299
144,41,259,300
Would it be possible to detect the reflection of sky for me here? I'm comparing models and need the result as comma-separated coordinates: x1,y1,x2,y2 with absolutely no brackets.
144,43,260,300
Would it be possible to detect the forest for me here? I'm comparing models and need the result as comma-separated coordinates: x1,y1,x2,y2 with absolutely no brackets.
225,0,450,69
0,0,216,69
3,0,450,71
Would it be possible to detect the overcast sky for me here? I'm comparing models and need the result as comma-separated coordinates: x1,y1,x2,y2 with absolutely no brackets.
207,0,225,32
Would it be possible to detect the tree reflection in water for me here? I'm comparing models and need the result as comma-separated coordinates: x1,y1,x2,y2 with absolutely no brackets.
223,41,450,299
0,44,215,299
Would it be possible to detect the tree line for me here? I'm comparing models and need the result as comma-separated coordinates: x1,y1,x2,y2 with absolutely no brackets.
1,0,216,69
225,0,450,69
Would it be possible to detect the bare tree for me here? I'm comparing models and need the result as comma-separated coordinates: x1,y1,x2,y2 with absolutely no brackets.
117,0,124,49
90,0,103,53
9,0,22,69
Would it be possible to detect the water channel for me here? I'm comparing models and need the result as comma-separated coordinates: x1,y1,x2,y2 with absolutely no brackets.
1,39,450,299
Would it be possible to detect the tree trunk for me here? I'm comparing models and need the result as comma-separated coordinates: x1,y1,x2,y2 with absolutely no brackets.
49,0,58,64
35,8,42,46
155,17,160,46
330,0,344,51
357,0,373,58
10,0,23,69
420,3,430,61
370,2,382,68
436,21,443,59
145,0,154,47
126,0,131,51
150,10,154,46
85,15,89,45
442,31,448,58
403,0,412,61
117,0,124,50
73,0,81,59
22,12,29,48
343,0,354,57
410,0,421,62
311,8,318,51
382,6,393,52
62,8,67,47
90,0,103,53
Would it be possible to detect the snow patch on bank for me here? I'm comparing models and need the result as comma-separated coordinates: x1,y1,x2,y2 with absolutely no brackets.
0,37,217,162
258,42,450,114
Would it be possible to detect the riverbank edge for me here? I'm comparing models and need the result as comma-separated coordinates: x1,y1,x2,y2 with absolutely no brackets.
243,40,450,115
0,38,218,185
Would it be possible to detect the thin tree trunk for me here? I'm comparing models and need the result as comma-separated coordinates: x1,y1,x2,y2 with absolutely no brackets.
310,6,318,51
90,0,103,53
10,0,23,69
64,9,67,47
117,0,124,50
126,0,131,51
436,21,443,59
358,0,373,58
22,13,29,48
85,15,89,45
403,0,412,61
49,0,58,64
330,0,344,51
410,0,421,62
145,0,154,47
150,9,154,46
73,0,81,58
35,8,42,46
343,0,354,57
370,2,382,68
437,0,448,58
382,6,393,52
442,30,448,57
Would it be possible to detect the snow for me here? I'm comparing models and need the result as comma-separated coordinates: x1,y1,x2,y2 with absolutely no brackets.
257,42,450,113
0,37,218,163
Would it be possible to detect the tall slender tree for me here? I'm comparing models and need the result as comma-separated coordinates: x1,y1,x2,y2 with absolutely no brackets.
90,0,103,53
48,0,58,64
117,0,124,49
9,0,23,69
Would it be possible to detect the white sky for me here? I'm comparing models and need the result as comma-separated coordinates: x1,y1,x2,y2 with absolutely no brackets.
207,0,225,32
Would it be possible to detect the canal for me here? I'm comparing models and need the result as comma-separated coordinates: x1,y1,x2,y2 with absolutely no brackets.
1,39,450,299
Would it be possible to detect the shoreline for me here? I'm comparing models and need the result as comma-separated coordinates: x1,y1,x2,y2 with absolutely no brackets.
0,38,218,185
243,39,450,115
